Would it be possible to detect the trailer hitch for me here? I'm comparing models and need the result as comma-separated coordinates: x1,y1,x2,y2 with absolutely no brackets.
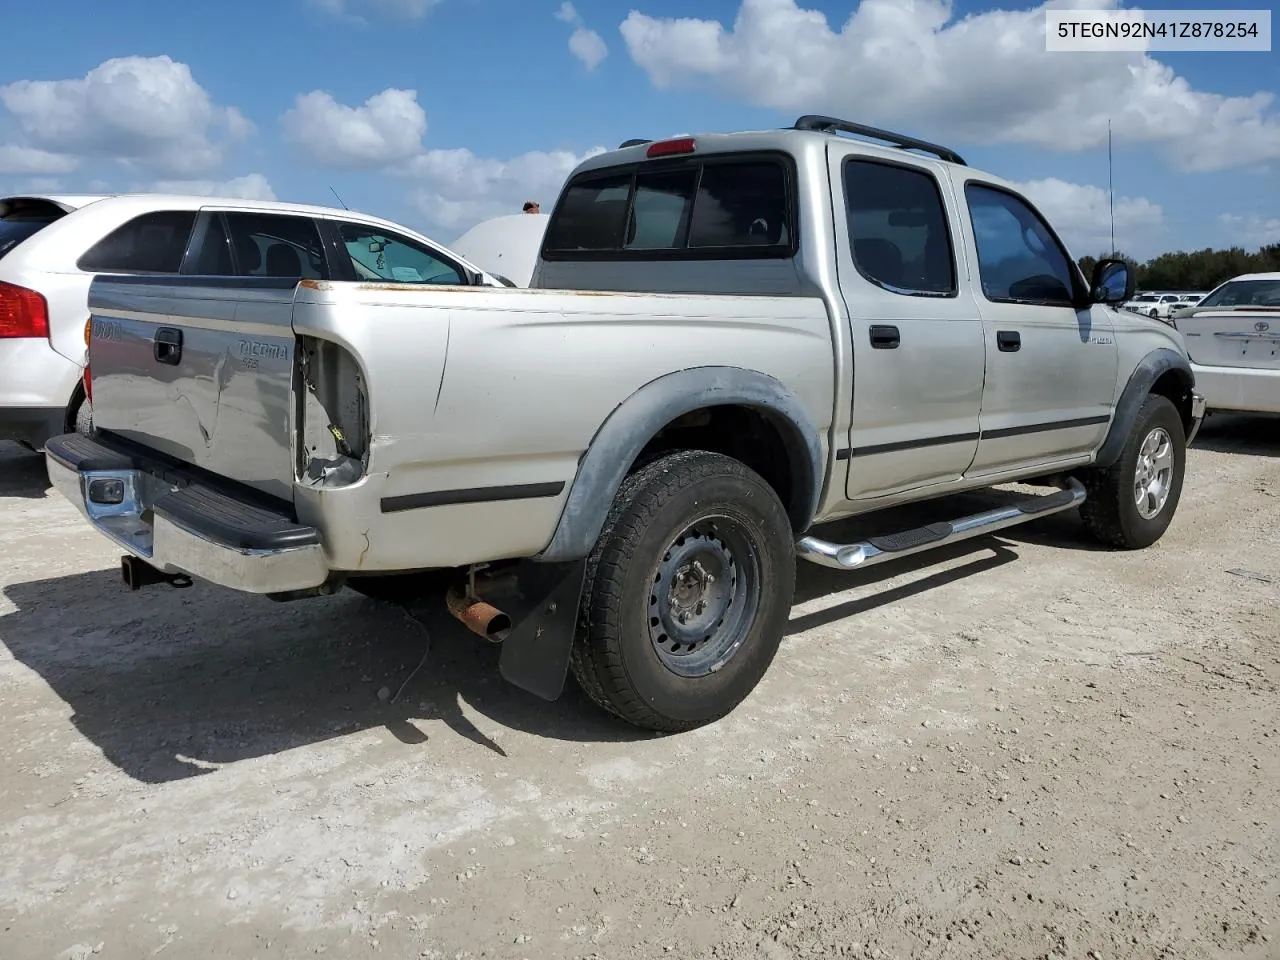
120,555,192,590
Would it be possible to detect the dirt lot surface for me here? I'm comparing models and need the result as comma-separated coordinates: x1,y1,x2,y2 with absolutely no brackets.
1,418,1278,960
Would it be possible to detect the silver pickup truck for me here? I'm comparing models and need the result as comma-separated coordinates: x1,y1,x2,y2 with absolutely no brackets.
46,116,1205,732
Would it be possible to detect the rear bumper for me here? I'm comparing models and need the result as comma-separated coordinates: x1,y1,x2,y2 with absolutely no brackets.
1190,362,1280,416
0,337,82,447
0,335,82,450
45,432,330,594
0,405,66,450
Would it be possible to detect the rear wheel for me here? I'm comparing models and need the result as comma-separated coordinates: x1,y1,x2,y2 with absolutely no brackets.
1078,393,1186,549
73,397,93,435
570,450,795,732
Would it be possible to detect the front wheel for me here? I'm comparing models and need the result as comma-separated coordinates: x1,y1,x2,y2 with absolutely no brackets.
1078,394,1186,549
570,450,796,732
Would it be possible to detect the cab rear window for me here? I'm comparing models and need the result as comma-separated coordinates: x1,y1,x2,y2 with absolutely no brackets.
542,154,795,261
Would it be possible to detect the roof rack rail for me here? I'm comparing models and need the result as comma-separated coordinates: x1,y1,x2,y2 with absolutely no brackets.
793,115,966,166
618,138,653,149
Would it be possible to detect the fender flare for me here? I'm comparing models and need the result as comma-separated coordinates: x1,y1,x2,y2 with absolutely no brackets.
1094,347,1194,468
536,366,826,563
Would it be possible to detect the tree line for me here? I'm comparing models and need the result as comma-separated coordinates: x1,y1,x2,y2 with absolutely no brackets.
1079,244,1280,292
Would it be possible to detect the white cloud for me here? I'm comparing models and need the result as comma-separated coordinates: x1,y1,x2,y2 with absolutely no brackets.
279,86,603,235
620,0,1280,172
147,173,277,201
0,145,79,176
21,178,66,192
556,2,608,70
1012,177,1164,257
312,0,438,19
569,28,609,70
405,145,606,234
282,88,427,168
1219,213,1280,250
0,55,251,177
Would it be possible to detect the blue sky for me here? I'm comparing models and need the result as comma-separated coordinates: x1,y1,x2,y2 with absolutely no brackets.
0,0,1276,259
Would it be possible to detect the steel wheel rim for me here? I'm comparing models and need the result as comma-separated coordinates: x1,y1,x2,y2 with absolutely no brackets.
647,514,761,679
1133,426,1175,519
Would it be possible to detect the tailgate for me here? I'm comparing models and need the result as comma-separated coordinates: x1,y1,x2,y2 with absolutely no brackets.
1180,306,1280,370
88,276,300,502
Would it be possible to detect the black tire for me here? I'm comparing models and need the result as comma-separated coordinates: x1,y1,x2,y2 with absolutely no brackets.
73,397,93,436
569,450,795,732
1078,394,1186,549
346,569,455,604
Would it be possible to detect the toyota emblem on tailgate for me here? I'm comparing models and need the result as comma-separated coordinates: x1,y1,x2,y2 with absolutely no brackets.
1256,320,1271,333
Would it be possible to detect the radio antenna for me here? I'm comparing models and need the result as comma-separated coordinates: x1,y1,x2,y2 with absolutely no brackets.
1107,119,1115,257
329,186,349,210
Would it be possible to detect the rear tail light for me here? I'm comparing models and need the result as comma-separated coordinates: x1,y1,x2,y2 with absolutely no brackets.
0,280,50,339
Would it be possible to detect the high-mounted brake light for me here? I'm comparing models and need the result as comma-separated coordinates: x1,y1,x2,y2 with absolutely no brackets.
0,280,49,339
646,137,697,158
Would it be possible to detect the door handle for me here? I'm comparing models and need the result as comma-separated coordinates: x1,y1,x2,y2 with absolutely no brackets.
154,327,183,366
869,324,900,349
997,330,1021,353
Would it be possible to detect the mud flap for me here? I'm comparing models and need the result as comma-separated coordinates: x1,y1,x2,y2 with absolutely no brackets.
490,558,587,702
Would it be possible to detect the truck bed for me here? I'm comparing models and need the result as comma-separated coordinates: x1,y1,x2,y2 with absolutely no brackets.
81,275,837,576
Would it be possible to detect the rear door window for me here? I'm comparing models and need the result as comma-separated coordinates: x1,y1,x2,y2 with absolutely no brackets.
76,210,197,273
843,159,956,296
335,222,465,284
221,212,327,279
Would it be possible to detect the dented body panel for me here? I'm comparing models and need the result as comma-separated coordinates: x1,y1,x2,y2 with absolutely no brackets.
88,277,299,502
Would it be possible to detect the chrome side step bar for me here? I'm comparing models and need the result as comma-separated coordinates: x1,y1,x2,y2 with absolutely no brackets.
796,477,1087,570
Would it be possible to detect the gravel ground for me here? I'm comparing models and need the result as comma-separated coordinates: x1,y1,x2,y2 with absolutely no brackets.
1,416,1277,960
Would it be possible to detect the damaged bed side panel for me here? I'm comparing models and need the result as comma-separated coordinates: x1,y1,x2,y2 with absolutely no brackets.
296,336,369,488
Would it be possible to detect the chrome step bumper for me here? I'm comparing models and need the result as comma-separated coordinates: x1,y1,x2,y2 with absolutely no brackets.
44,432,329,594
796,477,1087,571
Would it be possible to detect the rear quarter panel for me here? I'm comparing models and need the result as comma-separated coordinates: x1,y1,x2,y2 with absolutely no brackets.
0,199,137,367
293,282,835,571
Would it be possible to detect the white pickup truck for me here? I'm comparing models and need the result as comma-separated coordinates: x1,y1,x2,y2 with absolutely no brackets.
46,116,1205,732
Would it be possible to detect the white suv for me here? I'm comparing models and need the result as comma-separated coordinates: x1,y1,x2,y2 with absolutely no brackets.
0,193,504,451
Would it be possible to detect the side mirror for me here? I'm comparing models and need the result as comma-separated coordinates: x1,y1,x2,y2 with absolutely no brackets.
1091,258,1134,304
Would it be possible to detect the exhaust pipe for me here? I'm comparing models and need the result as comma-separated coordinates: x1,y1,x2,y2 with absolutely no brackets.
445,583,510,642
120,555,192,591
